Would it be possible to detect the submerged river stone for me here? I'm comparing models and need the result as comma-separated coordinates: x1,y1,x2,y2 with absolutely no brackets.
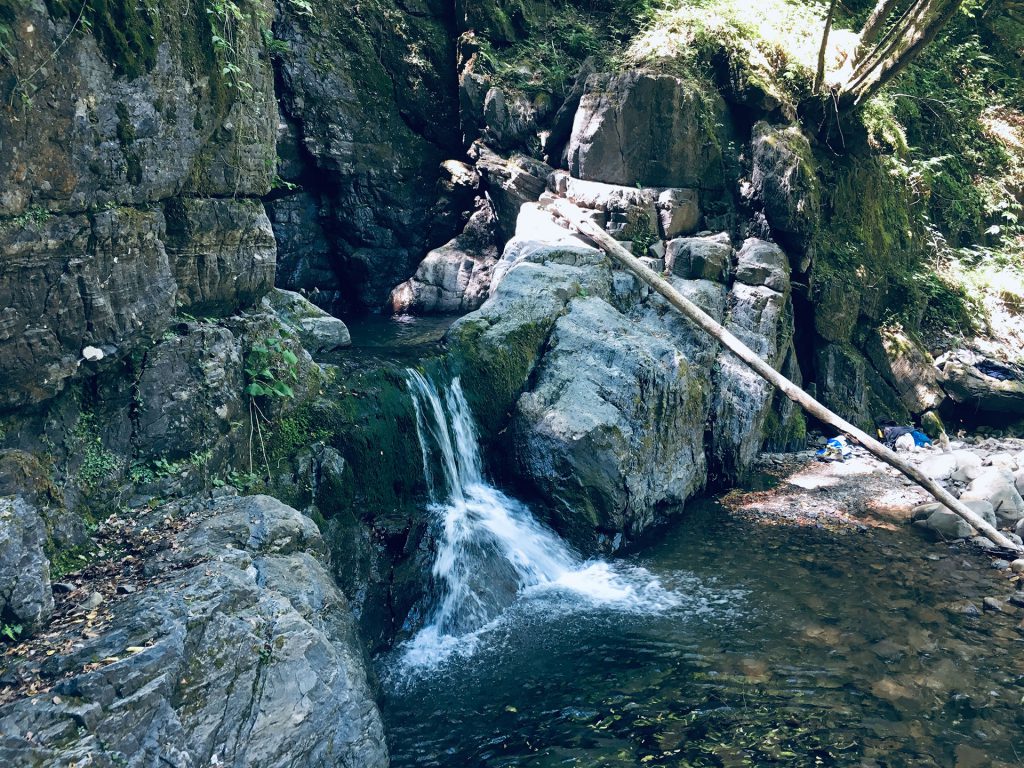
0,495,388,768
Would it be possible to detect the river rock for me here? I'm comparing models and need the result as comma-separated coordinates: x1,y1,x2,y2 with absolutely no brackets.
918,453,958,481
265,289,352,353
566,70,724,189
513,296,707,549
959,469,1024,522
0,495,388,768
913,508,976,540
1015,469,1024,496
473,144,552,243
950,450,984,482
863,326,945,414
986,453,1019,471
912,500,996,528
0,497,53,633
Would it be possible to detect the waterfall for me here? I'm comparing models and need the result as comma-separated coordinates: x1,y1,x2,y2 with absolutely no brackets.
404,370,680,665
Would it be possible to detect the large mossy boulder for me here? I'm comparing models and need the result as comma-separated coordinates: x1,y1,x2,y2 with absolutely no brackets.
0,496,53,633
513,297,708,550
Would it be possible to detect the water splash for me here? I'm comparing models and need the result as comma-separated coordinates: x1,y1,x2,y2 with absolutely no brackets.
403,370,682,668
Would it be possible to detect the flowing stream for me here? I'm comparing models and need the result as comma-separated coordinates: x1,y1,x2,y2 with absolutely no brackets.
400,371,688,665
383,374,1024,766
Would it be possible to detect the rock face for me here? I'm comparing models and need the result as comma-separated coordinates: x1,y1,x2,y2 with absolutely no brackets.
514,297,708,546
567,71,724,189
749,122,820,248
0,2,277,411
0,497,53,632
941,352,1024,415
0,495,389,768
711,239,796,482
272,0,462,311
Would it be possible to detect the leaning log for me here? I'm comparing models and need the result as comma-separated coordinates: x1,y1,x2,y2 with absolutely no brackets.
550,198,1022,553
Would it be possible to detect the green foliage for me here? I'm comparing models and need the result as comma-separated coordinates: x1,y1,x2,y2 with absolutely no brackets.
245,336,299,399
1,622,23,642
73,414,122,488
44,0,159,80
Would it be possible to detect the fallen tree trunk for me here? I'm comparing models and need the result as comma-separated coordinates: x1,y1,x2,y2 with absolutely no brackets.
550,198,1022,553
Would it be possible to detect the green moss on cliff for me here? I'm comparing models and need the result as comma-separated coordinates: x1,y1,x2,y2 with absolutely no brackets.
45,0,159,80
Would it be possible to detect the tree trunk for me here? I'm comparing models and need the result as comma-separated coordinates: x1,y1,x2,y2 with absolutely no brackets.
550,199,1022,553
842,0,963,108
814,0,839,94
860,0,906,47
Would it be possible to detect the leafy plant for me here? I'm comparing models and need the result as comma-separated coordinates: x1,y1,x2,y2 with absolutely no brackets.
1,623,23,642
245,336,299,399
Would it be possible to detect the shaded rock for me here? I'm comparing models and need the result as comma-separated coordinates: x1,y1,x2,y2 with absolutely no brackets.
941,352,1024,415
546,57,597,164
0,209,176,409
265,289,352,353
0,497,53,632
483,87,536,150
164,198,276,317
864,326,944,414
816,344,869,428
566,70,724,189
389,207,499,315
749,122,820,247
665,233,732,283
513,297,707,549
813,276,860,343
0,496,388,768
1015,468,1024,496
266,191,343,314
133,323,246,464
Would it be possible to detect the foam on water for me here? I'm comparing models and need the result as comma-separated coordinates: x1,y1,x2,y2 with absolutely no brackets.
400,371,708,671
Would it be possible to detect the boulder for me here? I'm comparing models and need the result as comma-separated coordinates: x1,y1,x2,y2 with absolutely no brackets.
918,453,958,481
1015,468,1024,496
656,188,701,238
0,497,53,633
513,297,707,549
749,122,820,247
665,233,732,283
0,496,388,768
941,352,1024,415
959,469,1024,523
566,70,724,189
986,453,1019,471
265,289,352,353
547,57,597,164
483,87,537,150
913,508,976,540
734,238,790,293
473,144,552,243
389,207,500,315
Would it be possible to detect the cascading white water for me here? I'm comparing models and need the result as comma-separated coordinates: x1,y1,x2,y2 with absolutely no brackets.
404,370,680,665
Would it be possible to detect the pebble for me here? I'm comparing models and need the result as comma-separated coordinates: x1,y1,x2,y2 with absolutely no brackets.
991,559,1011,570
116,584,138,595
78,591,104,611
1011,559,1024,573
51,582,76,594
983,597,1006,612
1009,593,1024,608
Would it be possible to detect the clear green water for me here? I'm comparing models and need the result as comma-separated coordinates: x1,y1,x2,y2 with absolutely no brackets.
381,501,1024,767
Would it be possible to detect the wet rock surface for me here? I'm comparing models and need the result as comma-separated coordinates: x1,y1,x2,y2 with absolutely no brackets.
0,495,388,768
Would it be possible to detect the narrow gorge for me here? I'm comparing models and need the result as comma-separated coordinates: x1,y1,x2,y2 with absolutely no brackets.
2,0,1024,765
